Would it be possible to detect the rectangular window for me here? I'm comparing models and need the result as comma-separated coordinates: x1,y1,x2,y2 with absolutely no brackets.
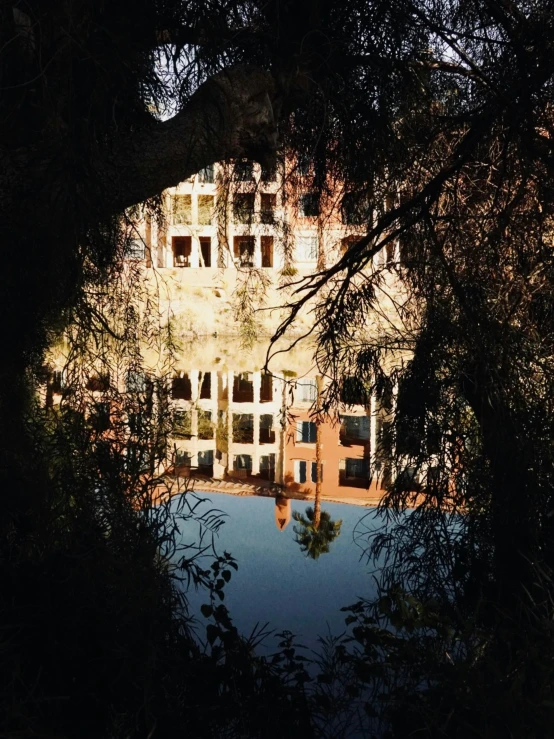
261,236,273,268
341,415,370,443
86,374,110,392
232,414,254,443
296,235,318,262
234,454,252,470
173,410,192,439
124,239,145,260
345,458,369,479
259,453,275,481
311,462,322,482
172,236,191,267
341,376,369,406
199,236,212,267
172,374,191,400
341,192,371,226
299,193,319,217
234,160,254,181
261,162,276,182
296,421,316,443
175,448,192,466
127,371,149,393
260,193,276,223
198,195,214,225
297,379,317,402
50,370,64,394
259,414,275,444
260,371,273,402
198,410,214,440
171,195,192,224
294,460,307,483
233,193,255,224
233,236,255,267
198,164,214,183
198,449,214,467
127,411,145,435
233,372,254,402
199,371,211,399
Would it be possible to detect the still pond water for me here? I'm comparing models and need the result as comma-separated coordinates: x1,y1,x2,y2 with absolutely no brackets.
174,492,384,652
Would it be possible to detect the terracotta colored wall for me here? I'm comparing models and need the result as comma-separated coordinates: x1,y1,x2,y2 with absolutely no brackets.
284,409,384,502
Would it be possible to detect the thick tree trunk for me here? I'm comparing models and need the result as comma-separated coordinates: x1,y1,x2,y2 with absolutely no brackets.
0,63,280,528
461,367,540,610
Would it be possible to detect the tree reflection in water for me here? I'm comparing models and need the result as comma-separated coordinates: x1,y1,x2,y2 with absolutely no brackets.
293,506,343,560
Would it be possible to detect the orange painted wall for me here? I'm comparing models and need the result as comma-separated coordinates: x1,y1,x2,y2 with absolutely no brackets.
284,409,385,502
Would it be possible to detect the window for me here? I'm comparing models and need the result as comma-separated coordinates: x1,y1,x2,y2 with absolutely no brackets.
296,421,316,443
233,372,254,402
127,370,149,393
50,370,64,394
198,449,214,472
341,376,369,406
232,414,254,443
173,410,192,439
297,379,317,402
345,458,369,479
199,236,212,267
198,195,214,225
172,374,191,400
172,236,191,267
397,466,418,489
199,371,211,399
198,410,214,440
125,239,145,260
127,411,145,435
233,193,255,224
299,192,319,217
86,374,110,392
260,193,276,223
296,235,318,262
341,415,370,443
294,461,322,483
234,160,254,181
260,414,275,444
341,192,371,226
233,236,255,267
294,460,307,483
234,454,252,471
171,195,192,224
375,417,392,462
175,448,192,466
261,162,276,182
259,453,276,481
261,236,273,268
198,164,214,183
260,371,273,401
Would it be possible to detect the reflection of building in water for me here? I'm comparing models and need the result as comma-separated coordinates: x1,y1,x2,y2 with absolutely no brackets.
170,368,282,483
168,365,388,502
274,496,291,531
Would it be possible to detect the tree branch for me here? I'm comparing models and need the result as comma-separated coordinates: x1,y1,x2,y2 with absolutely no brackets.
100,65,279,215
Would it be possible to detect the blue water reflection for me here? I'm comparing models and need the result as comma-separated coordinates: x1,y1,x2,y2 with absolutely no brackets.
175,493,384,650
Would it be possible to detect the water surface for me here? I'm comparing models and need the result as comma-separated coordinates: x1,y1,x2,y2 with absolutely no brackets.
175,493,384,651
